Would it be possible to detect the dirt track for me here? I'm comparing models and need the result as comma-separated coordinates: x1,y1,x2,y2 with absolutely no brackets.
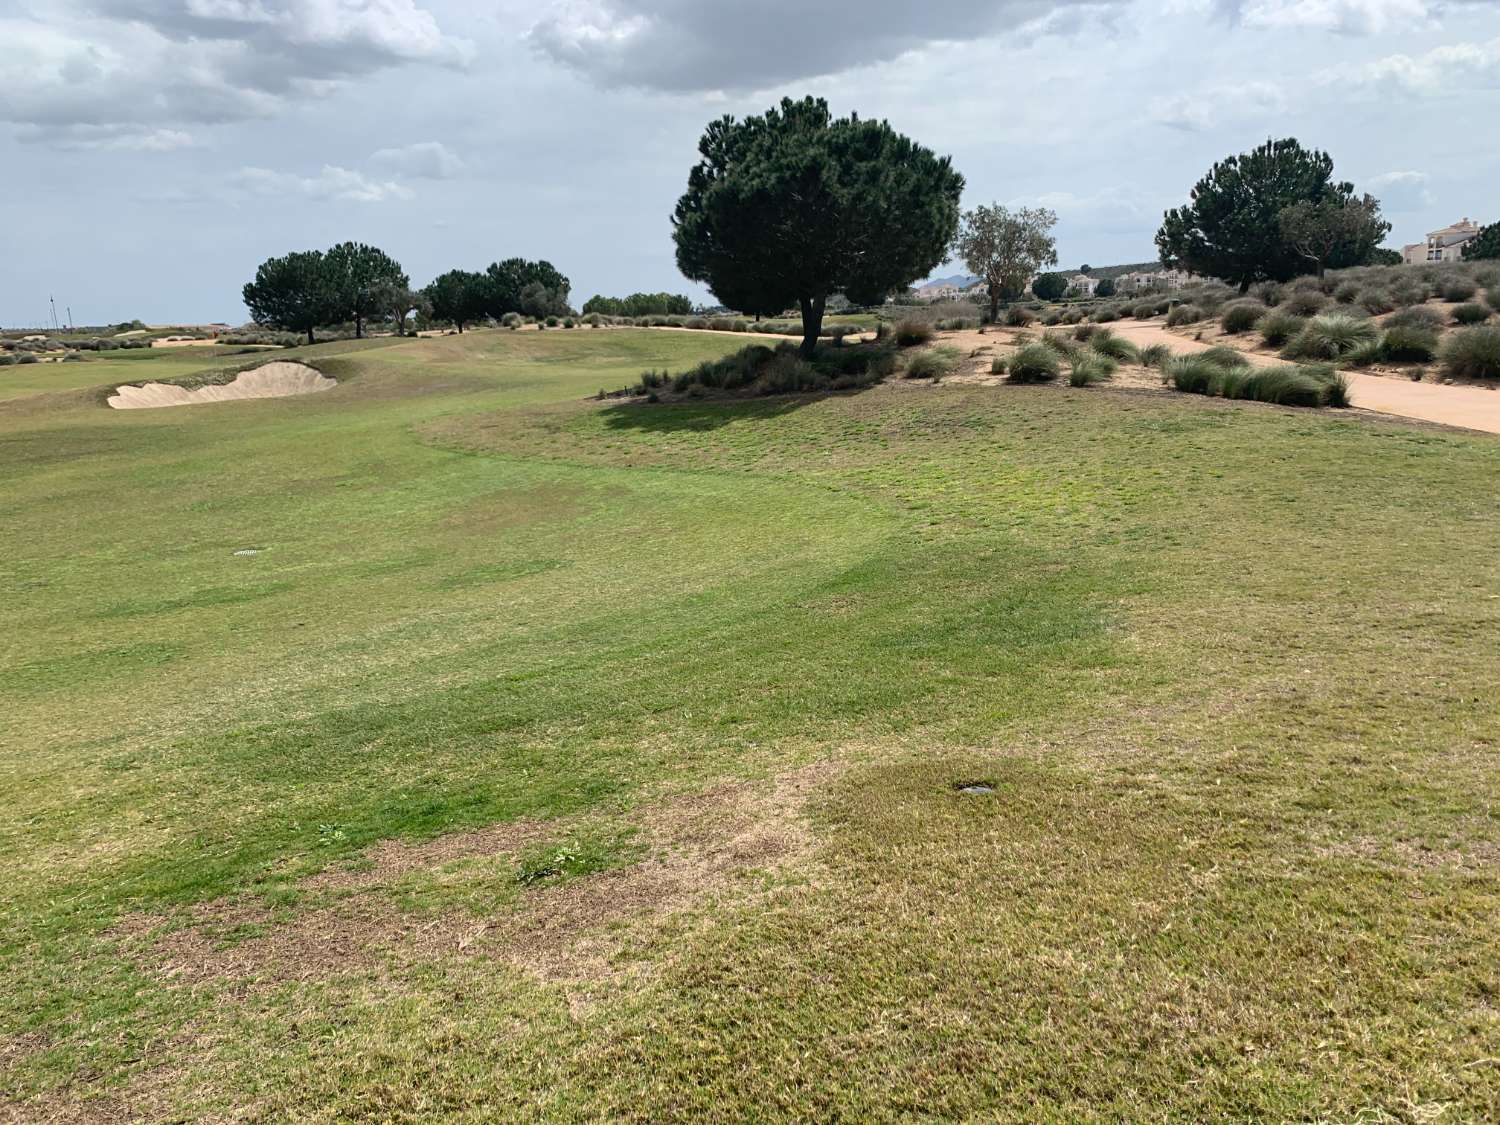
1109,319,1500,435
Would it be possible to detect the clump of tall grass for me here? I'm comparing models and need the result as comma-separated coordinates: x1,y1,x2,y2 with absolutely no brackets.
1283,289,1328,317
1139,343,1171,369
1069,352,1115,385
893,319,934,347
1452,303,1491,326
1006,344,1062,383
904,346,961,381
1441,327,1500,379
1198,345,1251,369
1258,310,1305,347
1002,307,1035,327
1165,304,1202,327
1250,281,1283,306
1038,331,1080,360
1379,324,1439,363
1168,354,1346,407
1283,314,1378,360
1385,306,1443,331
1441,278,1478,302
1358,289,1395,315
1088,330,1140,363
1220,300,1266,334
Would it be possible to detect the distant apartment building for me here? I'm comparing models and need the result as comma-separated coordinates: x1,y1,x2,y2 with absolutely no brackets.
1114,268,1191,294
1401,218,1483,264
1066,274,1100,297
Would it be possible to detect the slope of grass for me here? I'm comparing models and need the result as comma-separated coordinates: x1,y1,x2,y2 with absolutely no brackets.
2,329,1498,1120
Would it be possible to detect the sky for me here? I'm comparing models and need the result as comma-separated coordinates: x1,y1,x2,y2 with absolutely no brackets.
1,0,1497,328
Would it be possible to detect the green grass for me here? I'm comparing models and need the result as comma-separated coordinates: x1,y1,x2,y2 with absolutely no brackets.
2,328,1498,1120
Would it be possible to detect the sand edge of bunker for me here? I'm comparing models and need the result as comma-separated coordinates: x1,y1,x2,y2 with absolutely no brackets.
107,360,336,410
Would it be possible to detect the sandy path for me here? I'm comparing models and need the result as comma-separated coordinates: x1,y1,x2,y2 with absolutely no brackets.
1109,319,1500,435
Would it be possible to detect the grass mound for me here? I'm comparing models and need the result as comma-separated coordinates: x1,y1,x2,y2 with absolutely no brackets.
1220,300,1266,334
629,340,896,398
1440,327,1500,379
905,346,962,381
1283,314,1377,360
1380,325,1439,363
1166,353,1346,407
1006,344,1062,383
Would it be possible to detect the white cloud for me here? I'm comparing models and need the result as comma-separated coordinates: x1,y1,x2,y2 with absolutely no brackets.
1230,0,1437,34
1367,169,1434,210
1150,79,1288,129
525,0,1122,92
370,141,464,179
14,123,200,151
1328,36,1500,94
0,1,470,142
231,164,414,202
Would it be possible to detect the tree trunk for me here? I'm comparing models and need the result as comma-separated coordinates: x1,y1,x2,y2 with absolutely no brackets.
799,296,825,358
1238,278,1251,295
306,326,316,345
989,291,1000,325
457,321,464,333
355,312,363,339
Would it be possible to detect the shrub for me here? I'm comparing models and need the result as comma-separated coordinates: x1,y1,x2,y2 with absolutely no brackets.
1038,332,1079,359
1283,314,1378,359
1093,305,1122,323
1258,311,1305,347
1220,300,1266,334
1452,302,1491,326
1490,288,1500,313
0,354,15,366
1165,304,1202,327
904,346,961,380
1002,306,1035,327
989,355,1008,376
1283,289,1328,317
1250,281,1284,307
1357,288,1395,315
684,317,708,330
1164,355,1226,395
1088,330,1140,363
1005,344,1062,383
1069,353,1115,385
1441,278,1478,302
1041,309,1063,326
18,353,39,364
1238,366,1341,408
1131,302,1157,319
1441,327,1500,379
1390,281,1427,307
1139,343,1171,369
893,319,934,347
1072,323,1098,342
1385,306,1443,331
562,317,576,328
1198,345,1251,369
1345,339,1382,367
1379,324,1439,362
1334,281,1361,304
544,316,560,328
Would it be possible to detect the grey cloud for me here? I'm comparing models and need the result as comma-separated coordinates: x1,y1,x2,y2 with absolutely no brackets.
525,0,1119,93
370,141,465,179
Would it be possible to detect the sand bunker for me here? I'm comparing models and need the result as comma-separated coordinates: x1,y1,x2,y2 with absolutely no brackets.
107,362,336,410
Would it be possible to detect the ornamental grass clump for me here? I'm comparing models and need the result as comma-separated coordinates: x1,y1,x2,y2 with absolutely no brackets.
1440,327,1500,379
1069,352,1115,385
1258,310,1305,347
904,346,961,380
1165,304,1202,327
1283,314,1378,360
1379,324,1439,363
1088,330,1140,363
1220,300,1266,334
1452,303,1491,326
1006,343,1062,383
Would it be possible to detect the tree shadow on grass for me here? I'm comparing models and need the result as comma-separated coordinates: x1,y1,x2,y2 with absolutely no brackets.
595,395,826,434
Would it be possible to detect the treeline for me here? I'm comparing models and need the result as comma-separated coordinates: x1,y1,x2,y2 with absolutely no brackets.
242,244,573,342
581,292,694,317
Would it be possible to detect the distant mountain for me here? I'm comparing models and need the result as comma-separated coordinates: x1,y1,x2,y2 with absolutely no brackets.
917,273,979,290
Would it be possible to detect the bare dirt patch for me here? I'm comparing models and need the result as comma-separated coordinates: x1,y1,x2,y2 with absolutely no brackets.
106,362,335,410
111,762,839,995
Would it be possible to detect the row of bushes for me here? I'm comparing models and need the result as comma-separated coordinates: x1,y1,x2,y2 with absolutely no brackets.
625,339,898,399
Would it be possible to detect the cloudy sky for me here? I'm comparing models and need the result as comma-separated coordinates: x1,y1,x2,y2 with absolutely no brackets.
1,0,1496,327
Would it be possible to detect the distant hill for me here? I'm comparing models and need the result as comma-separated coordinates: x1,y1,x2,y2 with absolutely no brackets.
917,273,979,290
1060,260,1160,281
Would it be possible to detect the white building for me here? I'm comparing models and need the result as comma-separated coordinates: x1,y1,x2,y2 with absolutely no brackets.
1114,269,1191,294
1066,274,1100,297
1402,218,1483,264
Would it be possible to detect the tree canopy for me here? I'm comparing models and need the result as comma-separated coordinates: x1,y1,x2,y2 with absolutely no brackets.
485,259,571,318
323,242,408,338
673,96,964,354
1277,195,1390,278
424,270,489,332
953,204,1059,321
1156,138,1383,291
242,251,333,345
583,292,695,317
1463,222,1500,261
1031,272,1068,301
